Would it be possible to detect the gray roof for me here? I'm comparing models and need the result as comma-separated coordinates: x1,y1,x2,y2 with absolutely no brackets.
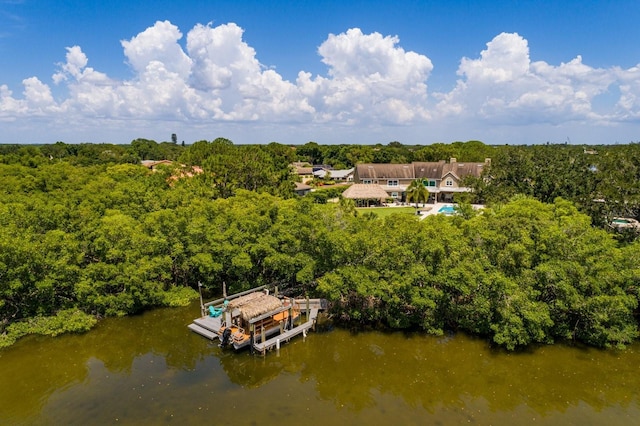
314,168,354,179
356,164,414,179
413,161,446,179
294,182,312,190
357,160,489,181
442,162,486,179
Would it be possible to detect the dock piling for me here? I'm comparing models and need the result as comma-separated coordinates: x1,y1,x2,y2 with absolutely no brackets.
249,324,255,355
289,298,293,329
198,281,205,317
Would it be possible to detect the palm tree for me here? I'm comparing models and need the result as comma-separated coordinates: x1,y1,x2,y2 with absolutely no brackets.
406,179,429,208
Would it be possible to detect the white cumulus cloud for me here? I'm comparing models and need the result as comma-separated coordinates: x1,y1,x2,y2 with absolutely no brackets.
1,22,639,144
614,65,640,121
185,22,311,121
298,28,433,124
433,32,632,126
121,20,192,78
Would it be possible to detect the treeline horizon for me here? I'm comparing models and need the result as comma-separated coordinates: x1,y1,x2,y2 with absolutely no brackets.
1,139,639,350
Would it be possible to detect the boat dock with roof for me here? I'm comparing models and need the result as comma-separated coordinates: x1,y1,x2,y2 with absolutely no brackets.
188,285,327,355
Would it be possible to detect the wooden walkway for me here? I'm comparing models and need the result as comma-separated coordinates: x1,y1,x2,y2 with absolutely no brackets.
253,308,319,353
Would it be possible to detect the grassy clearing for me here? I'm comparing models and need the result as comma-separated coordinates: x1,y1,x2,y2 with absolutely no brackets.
356,206,417,218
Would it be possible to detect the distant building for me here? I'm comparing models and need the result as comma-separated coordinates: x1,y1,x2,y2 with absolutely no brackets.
291,162,314,183
294,182,313,196
141,160,174,170
313,167,354,182
141,160,203,181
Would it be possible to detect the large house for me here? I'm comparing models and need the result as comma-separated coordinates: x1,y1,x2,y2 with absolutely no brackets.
353,158,490,202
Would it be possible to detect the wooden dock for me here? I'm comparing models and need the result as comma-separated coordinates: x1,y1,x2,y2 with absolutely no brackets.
188,292,327,354
188,315,223,340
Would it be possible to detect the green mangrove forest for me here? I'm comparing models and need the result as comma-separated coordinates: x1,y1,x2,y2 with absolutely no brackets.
1,139,640,351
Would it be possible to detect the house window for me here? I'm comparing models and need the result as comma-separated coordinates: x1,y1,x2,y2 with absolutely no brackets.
363,179,372,184
388,179,398,187
445,178,453,187
422,180,436,187
391,192,399,199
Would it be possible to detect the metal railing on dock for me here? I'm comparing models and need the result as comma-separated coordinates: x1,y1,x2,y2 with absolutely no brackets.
203,285,267,308
253,308,320,354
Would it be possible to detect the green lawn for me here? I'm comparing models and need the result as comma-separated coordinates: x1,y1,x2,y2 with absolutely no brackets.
356,206,417,218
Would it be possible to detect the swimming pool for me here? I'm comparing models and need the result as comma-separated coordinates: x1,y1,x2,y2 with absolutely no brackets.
438,205,456,214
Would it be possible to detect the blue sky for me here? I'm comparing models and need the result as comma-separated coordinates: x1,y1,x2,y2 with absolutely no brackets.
1,0,639,145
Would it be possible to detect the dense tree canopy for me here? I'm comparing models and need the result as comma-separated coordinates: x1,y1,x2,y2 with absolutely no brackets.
1,140,640,351
465,143,640,228
293,140,496,169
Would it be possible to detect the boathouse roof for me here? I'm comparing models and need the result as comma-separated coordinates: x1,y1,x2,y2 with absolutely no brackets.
226,292,284,322
227,292,264,310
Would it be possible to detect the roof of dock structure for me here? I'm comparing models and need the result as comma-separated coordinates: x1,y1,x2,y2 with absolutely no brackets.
227,292,264,310
231,294,284,322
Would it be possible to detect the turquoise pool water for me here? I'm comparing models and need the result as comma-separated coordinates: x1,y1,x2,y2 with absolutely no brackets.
438,205,456,214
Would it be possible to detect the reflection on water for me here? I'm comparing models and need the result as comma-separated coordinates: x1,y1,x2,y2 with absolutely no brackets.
1,301,639,425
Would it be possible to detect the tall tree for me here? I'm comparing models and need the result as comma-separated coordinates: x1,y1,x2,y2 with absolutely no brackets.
406,179,429,208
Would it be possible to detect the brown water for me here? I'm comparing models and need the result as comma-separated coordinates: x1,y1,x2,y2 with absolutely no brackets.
1,302,639,425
